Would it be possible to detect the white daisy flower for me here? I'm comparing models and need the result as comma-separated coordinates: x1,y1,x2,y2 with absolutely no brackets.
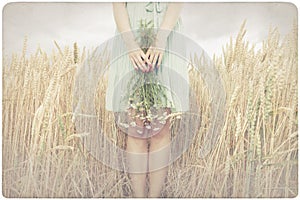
120,123,129,128
145,125,151,129
159,120,166,125
130,121,137,127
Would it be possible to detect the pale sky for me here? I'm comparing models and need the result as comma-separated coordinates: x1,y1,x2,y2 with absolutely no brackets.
2,2,297,58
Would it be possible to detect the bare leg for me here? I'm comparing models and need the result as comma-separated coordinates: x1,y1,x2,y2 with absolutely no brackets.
126,135,148,197
148,109,171,197
125,109,148,197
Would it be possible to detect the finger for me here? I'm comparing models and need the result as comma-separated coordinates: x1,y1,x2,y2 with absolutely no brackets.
132,56,142,71
145,47,151,60
148,60,154,72
157,52,163,69
135,54,148,72
145,49,154,69
152,52,159,68
149,56,155,72
142,51,152,72
138,54,149,72
140,51,152,69
130,57,139,70
149,49,155,64
148,47,155,71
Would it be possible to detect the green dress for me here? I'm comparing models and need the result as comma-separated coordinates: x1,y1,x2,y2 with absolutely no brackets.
105,2,190,112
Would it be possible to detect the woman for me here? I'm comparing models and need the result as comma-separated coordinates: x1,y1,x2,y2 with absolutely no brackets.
105,2,189,197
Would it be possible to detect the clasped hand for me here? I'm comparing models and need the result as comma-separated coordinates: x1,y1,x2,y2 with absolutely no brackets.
127,40,166,73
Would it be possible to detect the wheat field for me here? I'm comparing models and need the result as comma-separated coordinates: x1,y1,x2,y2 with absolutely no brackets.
2,22,298,197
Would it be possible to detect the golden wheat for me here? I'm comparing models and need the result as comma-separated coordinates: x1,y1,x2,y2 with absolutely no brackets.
2,22,298,197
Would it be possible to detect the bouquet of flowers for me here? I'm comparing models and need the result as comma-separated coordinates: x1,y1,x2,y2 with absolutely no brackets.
124,19,174,127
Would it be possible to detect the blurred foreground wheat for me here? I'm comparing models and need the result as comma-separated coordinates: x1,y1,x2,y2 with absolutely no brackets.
2,22,298,197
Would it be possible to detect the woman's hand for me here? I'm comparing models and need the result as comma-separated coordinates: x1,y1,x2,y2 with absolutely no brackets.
128,48,152,72
124,38,152,72
145,46,164,72
144,2,184,72
145,33,168,72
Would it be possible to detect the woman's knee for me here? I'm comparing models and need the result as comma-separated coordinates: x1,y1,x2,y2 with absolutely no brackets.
127,135,148,152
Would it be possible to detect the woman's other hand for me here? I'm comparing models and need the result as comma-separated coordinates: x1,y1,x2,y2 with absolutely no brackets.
145,46,164,72
145,31,168,72
144,2,184,72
